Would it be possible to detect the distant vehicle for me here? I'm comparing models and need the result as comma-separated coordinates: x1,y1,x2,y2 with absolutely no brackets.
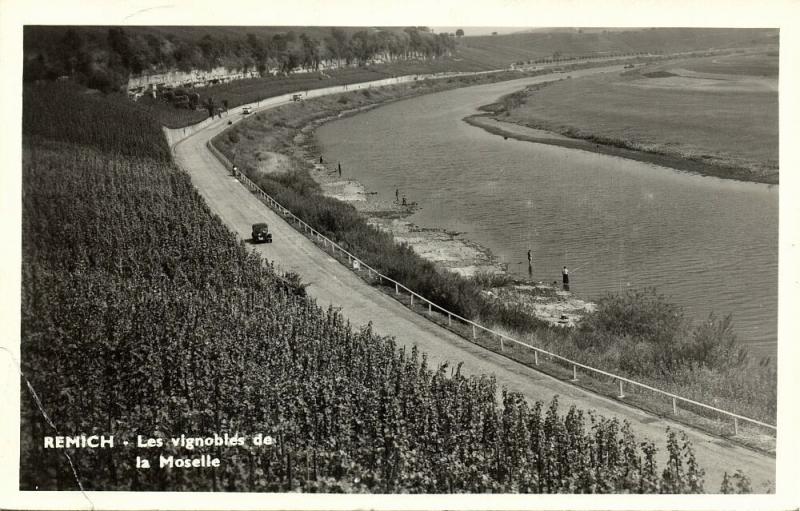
242,106,252,114
291,94,303,102
251,223,273,243
624,64,635,69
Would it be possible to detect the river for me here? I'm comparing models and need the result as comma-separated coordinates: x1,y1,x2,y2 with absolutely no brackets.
316,70,778,356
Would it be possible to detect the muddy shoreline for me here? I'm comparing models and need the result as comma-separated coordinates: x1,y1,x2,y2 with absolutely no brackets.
465,114,778,185
295,108,509,278
293,106,596,327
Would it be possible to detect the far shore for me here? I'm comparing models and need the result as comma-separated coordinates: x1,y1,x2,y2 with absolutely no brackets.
465,114,779,185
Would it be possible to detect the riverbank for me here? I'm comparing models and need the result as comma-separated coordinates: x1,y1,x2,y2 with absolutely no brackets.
465,115,778,184
295,112,597,328
471,53,779,185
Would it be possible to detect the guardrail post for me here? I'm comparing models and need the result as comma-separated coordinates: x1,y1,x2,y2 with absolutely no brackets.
395,283,399,295
734,417,739,436
499,336,504,351
448,313,451,326
571,365,578,382
410,294,414,306
428,303,431,314
534,351,539,365
617,380,625,399
672,397,678,415
472,325,476,339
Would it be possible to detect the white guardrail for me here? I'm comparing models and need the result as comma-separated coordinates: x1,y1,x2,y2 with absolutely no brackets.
205,114,775,439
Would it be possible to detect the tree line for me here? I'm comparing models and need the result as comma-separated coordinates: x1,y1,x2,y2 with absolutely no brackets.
23,26,457,92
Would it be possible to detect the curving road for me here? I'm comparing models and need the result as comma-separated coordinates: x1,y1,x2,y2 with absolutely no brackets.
169,75,775,492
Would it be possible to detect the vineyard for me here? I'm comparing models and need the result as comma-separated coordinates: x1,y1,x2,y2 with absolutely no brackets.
20,82,748,493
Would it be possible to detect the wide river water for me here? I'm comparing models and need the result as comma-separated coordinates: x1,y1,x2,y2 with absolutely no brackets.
316,69,778,356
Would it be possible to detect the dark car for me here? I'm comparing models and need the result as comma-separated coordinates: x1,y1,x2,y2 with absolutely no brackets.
252,223,272,243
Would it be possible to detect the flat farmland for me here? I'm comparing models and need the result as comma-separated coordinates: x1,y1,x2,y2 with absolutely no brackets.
679,51,779,77
500,52,779,182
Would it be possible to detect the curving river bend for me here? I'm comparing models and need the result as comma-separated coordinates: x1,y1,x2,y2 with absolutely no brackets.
316,71,778,356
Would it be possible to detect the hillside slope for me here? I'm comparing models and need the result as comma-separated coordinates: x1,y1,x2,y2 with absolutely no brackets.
457,27,778,67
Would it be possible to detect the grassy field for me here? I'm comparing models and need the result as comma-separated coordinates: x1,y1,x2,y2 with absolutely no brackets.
457,28,777,68
495,51,778,182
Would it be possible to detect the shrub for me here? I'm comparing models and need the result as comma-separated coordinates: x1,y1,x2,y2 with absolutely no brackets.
577,288,753,379
720,470,752,493
688,313,746,369
173,96,190,109
579,288,685,347
472,271,514,289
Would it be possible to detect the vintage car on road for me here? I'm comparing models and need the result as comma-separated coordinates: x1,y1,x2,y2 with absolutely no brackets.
251,223,273,243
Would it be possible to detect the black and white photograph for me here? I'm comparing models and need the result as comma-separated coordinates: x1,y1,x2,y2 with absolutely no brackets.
1,0,798,509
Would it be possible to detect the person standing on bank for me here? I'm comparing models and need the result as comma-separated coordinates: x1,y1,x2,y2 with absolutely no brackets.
562,266,569,285
527,249,532,267
338,162,342,176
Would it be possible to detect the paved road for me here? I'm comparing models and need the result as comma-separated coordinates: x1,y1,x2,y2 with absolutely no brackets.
169,78,776,492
